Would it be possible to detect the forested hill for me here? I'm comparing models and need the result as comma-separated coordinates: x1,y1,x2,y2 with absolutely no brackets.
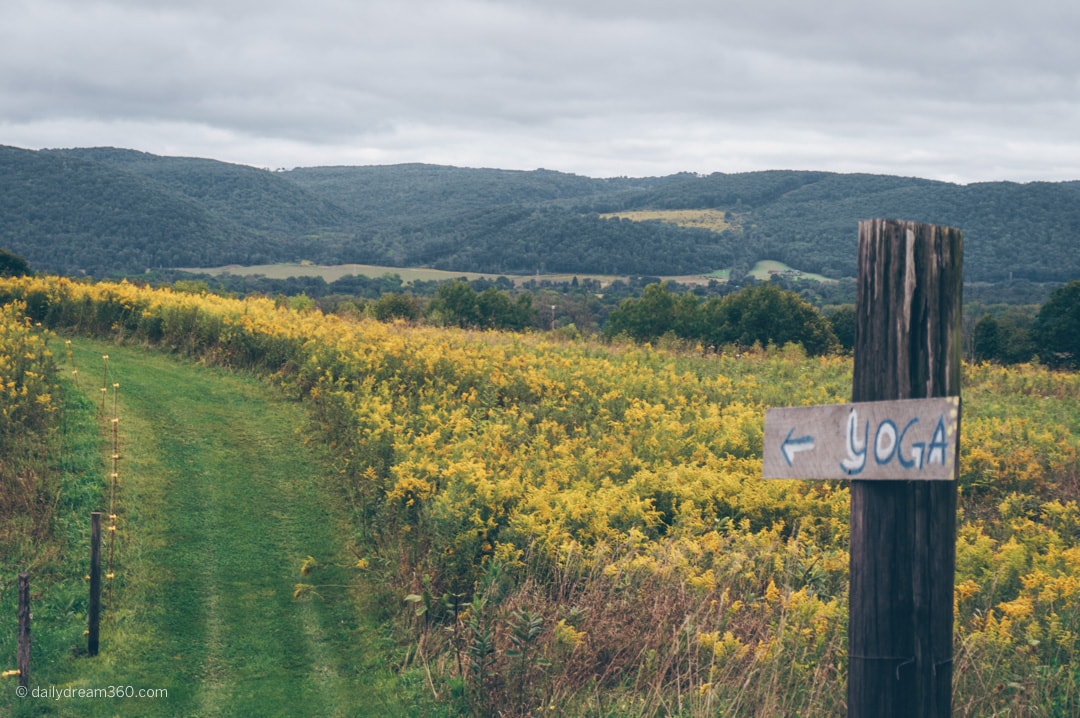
2,144,1079,283
0,146,359,272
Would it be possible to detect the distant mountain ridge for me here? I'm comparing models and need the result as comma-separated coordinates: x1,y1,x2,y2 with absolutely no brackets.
2,145,1077,283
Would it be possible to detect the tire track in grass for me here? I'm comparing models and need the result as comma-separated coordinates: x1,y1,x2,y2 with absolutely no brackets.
54,341,418,718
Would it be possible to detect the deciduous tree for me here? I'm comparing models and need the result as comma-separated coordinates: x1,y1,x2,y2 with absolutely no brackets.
1034,279,1080,369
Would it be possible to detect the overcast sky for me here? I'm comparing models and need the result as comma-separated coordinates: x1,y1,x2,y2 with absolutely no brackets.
3,0,1079,183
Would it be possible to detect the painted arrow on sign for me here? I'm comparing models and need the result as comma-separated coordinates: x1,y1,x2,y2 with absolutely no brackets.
781,428,815,465
763,396,960,481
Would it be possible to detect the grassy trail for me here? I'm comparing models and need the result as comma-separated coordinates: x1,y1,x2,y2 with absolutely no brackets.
41,340,418,717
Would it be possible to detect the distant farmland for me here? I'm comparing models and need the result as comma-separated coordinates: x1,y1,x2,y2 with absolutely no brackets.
188,262,500,283
184,259,835,287
183,262,726,287
746,260,836,283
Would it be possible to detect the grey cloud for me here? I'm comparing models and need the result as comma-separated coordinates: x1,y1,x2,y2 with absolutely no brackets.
2,0,1079,182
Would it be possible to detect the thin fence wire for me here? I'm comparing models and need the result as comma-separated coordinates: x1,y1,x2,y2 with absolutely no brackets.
100,355,121,605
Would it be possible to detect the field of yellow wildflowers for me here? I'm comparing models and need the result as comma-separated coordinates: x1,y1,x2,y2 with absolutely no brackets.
2,276,1077,715
0,299,59,554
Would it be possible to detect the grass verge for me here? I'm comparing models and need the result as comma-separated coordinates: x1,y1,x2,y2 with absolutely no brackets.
1,370,103,717
6,339,437,717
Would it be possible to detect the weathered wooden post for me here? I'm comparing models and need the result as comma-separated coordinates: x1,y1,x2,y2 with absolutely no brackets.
17,572,30,688
763,218,962,716
89,511,102,656
848,219,963,716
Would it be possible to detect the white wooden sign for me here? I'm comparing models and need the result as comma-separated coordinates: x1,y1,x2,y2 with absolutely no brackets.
763,397,960,480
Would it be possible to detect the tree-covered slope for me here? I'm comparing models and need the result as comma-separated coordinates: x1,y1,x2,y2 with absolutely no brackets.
348,205,733,275
53,147,353,238
285,165,1080,282
743,174,1080,282
0,146,357,275
3,145,1079,283
1,145,244,273
283,163,663,229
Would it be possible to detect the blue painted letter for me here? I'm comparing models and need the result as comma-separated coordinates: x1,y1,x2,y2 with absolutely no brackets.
841,408,869,476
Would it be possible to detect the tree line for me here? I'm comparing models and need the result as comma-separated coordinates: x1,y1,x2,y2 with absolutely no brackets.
4,243,1078,367
603,282,840,355
283,276,1080,369
972,280,1080,370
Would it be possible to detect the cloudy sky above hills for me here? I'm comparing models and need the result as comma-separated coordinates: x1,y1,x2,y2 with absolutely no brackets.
3,0,1079,183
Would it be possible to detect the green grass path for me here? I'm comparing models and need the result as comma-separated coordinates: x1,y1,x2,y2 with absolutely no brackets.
44,340,419,717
